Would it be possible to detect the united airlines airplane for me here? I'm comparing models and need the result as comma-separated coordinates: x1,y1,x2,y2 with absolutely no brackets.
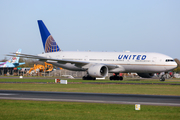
9,20,177,81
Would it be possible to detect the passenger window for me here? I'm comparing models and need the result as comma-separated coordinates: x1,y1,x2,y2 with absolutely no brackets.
165,59,174,62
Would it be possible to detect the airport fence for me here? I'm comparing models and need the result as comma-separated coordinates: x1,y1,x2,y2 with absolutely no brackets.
0,69,115,78
0,69,179,79
0,69,89,78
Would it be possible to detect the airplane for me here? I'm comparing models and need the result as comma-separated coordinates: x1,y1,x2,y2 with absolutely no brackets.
8,20,177,81
0,49,25,68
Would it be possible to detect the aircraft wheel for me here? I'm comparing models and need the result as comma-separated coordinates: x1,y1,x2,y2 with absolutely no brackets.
119,76,123,81
82,76,86,80
109,76,114,80
83,75,96,80
110,76,123,81
160,76,165,81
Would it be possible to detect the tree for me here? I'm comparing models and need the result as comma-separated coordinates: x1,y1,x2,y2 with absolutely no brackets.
173,58,180,73
0,57,8,62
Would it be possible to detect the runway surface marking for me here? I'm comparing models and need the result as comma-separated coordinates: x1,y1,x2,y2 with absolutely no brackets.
0,90,180,106
0,97,180,106
0,93,17,96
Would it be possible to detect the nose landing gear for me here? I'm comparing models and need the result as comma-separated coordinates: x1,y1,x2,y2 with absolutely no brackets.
159,74,165,81
159,72,167,81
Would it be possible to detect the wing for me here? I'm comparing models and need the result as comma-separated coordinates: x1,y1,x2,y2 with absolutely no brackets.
7,53,89,65
7,53,119,70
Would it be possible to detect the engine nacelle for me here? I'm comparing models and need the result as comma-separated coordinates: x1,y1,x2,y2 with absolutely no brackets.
88,64,108,78
137,73,154,78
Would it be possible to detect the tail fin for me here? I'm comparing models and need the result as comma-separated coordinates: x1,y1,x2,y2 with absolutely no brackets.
37,20,61,53
8,49,21,64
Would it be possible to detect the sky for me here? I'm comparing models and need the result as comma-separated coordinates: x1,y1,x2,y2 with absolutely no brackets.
0,0,180,60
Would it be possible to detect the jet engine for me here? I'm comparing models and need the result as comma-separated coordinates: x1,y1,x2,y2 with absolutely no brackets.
88,64,108,78
137,73,154,78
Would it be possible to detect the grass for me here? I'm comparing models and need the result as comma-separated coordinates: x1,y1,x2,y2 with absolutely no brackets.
1,78,180,96
1,77,180,84
0,78,54,83
0,100,180,120
1,82,180,96
0,78,180,119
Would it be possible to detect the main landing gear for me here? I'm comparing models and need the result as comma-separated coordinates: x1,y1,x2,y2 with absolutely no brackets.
109,73,123,81
82,75,96,80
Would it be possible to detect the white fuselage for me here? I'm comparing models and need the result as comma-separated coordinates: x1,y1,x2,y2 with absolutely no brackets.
38,51,177,73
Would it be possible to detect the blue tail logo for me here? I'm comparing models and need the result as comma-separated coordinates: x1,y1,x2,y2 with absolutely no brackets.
38,20,61,53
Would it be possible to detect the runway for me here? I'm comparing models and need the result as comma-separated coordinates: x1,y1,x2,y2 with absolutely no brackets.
0,90,180,106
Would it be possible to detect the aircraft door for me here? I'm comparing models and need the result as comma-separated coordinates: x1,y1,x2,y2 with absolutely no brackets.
84,56,89,61
152,57,157,65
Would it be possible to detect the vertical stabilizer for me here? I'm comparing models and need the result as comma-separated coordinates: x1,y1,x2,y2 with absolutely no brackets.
0,49,24,68
37,20,61,53
8,49,21,64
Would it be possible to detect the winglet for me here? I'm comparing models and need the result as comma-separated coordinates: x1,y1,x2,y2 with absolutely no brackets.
37,20,61,53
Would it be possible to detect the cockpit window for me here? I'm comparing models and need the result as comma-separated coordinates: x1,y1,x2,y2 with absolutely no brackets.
165,59,174,62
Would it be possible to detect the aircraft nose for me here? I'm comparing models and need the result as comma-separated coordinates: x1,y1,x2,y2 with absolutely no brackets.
165,60,178,71
174,62,178,69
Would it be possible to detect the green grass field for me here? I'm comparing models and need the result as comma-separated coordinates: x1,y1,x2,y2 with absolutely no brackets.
1,77,180,84
0,78,180,96
0,100,180,120
0,77,180,119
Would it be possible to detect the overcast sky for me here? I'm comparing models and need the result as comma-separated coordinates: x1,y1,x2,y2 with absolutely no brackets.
0,0,180,60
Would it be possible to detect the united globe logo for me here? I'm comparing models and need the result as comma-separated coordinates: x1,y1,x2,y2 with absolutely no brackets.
45,35,61,53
